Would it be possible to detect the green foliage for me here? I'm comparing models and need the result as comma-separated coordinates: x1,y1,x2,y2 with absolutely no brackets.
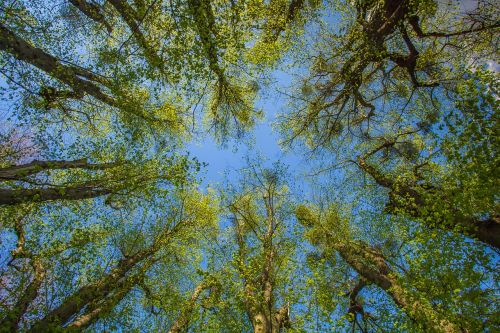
0,1,498,332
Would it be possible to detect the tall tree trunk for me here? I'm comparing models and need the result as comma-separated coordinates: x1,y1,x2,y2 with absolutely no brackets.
252,311,271,333
335,240,461,332
0,259,45,332
0,159,116,181
167,280,216,333
29,221,177,332
29,247,155,332
64,267,149,331
473,216,500,250
69,0,112,32
0,186,112,206
231,187,291,333
0,23,116,106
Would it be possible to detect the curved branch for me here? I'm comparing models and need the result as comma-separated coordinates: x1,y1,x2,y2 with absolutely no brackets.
409,15,500,38
334,240,461,332
356,142,500,250
347,278,367,320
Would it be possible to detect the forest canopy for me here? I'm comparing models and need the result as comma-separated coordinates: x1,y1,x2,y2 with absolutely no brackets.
0,0,498,332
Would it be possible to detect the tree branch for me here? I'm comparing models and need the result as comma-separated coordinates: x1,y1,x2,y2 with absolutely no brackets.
0,159,117,181
108,0,163,69
69,0,113,33
0,258,45,332
0,185,112,206
409,15,500,38
0,23,117,107
167,279,218,333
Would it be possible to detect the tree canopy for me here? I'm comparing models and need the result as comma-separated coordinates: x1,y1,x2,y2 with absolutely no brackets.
0,0,498,332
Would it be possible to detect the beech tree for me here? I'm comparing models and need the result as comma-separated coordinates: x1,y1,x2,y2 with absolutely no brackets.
0,0,315,139
296,204,460,332
280,1,499,251
345,69,499,250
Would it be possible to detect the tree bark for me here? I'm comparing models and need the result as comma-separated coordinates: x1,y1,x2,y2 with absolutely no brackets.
231,181,291,333
347,279,366,319
69,0,113,32
107,0,163,69
273,305,290,331
0,259,45,332
28,221,177,332
28,248,154,332
250,304,290,333
357,153,500,250
167,280,216,333
335,240,461,332
473,216,500,251
0,23,116,106
0,23,107,86
0,12,182,127
64,269,147,331
0,159,116,181
0,185,112,205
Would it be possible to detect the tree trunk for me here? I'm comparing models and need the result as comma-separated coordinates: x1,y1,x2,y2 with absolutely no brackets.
69,0,112,33
473,216,500,250
28,248,154,332
167,280,216,333
64,269,148,331
0,186,112,205
252,312,271,333
0,23,116,106
0,259,45,332
0,159,116,181
335,241,461,332
250,304,290,333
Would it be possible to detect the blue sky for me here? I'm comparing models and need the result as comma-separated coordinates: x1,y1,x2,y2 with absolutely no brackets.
186,70,307,188
1,2,498,331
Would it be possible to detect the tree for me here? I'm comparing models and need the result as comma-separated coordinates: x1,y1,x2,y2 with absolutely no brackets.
0,186,218,332
1,1,498,332
223,164,293,332
166,276,220,333
296,203,494,332
278,0,499,251
1,0,315,140
349,70,499,249
283,0,498,147
0,149,193,206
